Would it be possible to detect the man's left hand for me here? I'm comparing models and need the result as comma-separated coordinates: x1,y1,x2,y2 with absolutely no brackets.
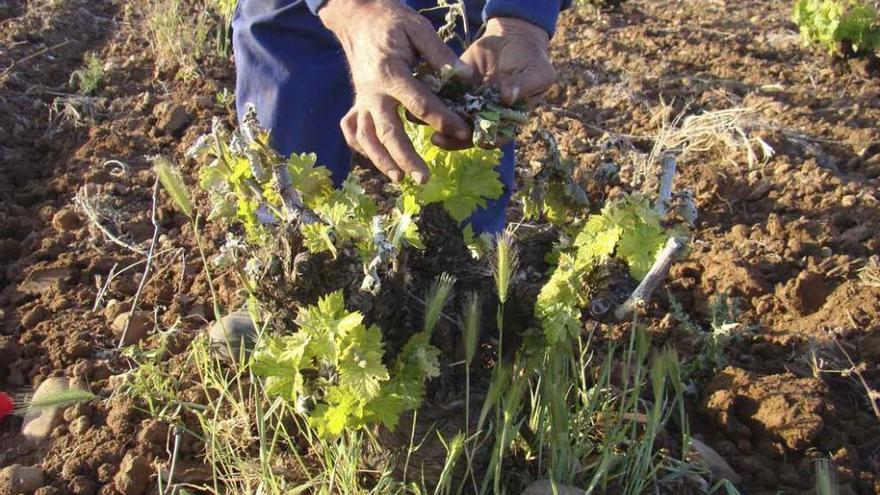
431,17,556,150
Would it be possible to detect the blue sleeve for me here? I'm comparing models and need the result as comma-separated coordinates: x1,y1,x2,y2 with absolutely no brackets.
305,0,324,14
483,0,572,37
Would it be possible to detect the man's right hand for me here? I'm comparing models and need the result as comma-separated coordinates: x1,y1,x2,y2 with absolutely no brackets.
319,0,472,184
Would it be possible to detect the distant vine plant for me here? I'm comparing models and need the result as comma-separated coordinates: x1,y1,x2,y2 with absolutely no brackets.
792,0,880,55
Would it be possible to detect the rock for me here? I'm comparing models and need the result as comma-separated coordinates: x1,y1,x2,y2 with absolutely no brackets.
208,312,257,358
18,267,72,295
777,270,831,316
136,419,168,445
69,415,90,435
51,208,82,231
153,101,190,135
21,377,86,443
689,438,741,483
162,461,211,484
21,305,48,329
194,95,214,110
702,367,826,452
113,454,151,495
68,476,96,495
521,480,585,495
111,311,152,347
105,400,135,435
96,463,117,484
102,300,128,324
0,464,45,494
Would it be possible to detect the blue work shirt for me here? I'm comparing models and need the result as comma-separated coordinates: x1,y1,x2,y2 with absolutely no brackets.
232,0,569,233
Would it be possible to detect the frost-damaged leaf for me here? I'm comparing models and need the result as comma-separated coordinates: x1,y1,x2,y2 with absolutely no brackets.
152,156,193,218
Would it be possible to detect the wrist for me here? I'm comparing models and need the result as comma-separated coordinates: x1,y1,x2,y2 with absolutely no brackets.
318,0,374,35
485,17,550,48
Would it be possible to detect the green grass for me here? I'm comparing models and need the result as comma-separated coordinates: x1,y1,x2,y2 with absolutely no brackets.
131,159,724,494
141,0,211,80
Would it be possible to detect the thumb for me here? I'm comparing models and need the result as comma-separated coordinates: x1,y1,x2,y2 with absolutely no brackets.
499,67,555,106
408,21,474,81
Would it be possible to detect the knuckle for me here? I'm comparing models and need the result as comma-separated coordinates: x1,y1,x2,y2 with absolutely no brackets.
355,126,371,144
374,120,398,143
404,93,430,118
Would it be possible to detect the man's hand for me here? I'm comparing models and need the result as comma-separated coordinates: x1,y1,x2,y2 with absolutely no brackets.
320,0,472,184
431,17,556,150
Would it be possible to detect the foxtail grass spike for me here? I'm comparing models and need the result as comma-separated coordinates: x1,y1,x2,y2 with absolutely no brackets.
463,292,481,365
424,273,456,334
492,232,519,304
20,389,95,414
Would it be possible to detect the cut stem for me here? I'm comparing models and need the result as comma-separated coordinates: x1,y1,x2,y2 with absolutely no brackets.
614,236,685,321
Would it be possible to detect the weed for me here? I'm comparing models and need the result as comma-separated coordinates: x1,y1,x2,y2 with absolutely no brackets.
69,52,104,95
669,292,746,385
214,87,235,110
141,0,211,80
814,458,839,495
208,0,237,56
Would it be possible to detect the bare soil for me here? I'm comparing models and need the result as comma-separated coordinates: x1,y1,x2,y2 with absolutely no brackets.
1,0,878,494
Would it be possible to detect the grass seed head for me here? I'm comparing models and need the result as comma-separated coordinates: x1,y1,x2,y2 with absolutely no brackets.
492,231,519,304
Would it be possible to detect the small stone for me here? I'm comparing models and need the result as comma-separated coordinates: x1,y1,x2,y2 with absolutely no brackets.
0,464,45,494
153,101,190,136
33,487,59,495
841,195,857,207
69,416,90,435
746,181,772,200
21,306,48,329
779,271,831,316
102,300,127,324
137,419,168,445
69,475,96,495
51,208,82,231
18,267,72,295
113,454,151,495
21,377,86,443
521,480,585,495
111,311,152,347
208,312,257,358
96,463,117,483
194,95,214,110
689,438,741,483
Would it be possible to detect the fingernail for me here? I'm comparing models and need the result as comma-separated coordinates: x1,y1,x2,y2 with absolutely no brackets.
412,171,428,184
389,170,403,182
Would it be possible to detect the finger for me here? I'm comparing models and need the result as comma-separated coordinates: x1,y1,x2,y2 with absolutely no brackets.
407,16,474,80
431,132,473,151
355,111,405,182
340,109,363,154
472,135,512,150
404,110,426,125
374,99,430,184
389,69,471,141
499,66,556,106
